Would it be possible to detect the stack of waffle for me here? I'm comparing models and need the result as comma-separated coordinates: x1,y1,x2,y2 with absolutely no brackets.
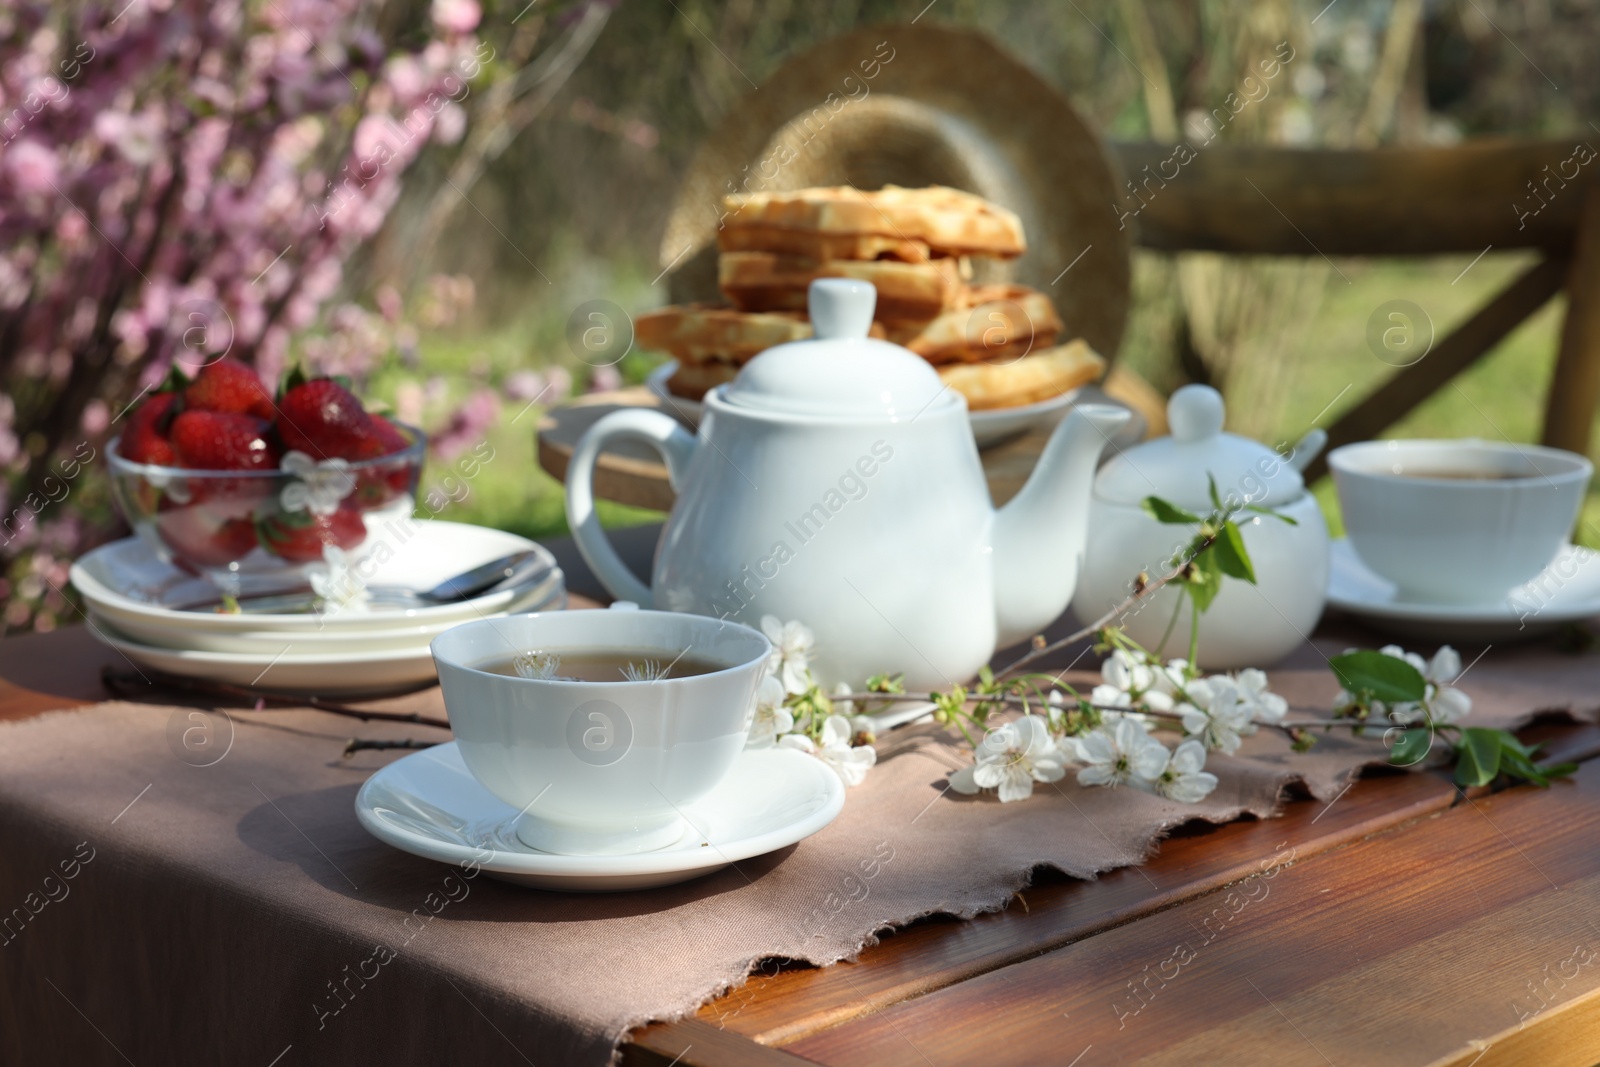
637,185,1104,410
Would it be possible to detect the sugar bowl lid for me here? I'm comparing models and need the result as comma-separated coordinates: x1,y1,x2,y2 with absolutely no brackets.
1093,384,1304,509
720,279,953,418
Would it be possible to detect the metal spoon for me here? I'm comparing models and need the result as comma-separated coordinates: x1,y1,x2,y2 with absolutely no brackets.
173,550,556,614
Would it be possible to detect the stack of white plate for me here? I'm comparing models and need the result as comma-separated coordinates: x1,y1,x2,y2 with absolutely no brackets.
70,521,565,694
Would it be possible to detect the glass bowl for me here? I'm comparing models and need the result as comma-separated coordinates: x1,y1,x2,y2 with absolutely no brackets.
106,424,426,598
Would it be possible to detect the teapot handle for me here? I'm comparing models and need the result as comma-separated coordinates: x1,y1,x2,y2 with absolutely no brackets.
564,409,699,606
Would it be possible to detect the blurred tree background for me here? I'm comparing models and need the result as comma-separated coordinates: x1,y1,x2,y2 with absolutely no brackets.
5,0,1599,630
359,0,1600,546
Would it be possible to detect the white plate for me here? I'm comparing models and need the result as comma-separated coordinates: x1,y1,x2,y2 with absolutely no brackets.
71,521,561,635
1327,538,1600,642
90,616,450,693
94,576,564,655
355,742,844,892
646,360,1116,449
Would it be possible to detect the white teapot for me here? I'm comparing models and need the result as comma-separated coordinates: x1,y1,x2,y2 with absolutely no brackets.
565,278,1129,689
1072,384,1329,669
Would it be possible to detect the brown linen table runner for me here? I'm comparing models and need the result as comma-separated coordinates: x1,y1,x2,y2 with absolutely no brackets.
1,638,1597,1065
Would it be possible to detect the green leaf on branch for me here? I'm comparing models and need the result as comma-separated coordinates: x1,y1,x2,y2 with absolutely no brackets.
1388,726,1432,767
1211,520,1257,583
1329,650,1427,705
1142,496,1202,525
1186,548,1224,613
1245,503,1298,525
1452,727,1577,788
1207,473,1224,512
1454,728,1503,787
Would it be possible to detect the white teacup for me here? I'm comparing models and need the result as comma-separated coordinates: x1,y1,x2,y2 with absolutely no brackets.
1329,439,1592,605
431,608,771,855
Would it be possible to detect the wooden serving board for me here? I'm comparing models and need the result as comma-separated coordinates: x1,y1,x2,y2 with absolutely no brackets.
536,386,1058,511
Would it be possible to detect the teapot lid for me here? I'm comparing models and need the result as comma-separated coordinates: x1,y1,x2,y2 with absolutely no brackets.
1093,384,1304,509
719,279,956,418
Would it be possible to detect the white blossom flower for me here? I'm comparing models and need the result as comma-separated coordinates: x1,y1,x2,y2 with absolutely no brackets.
1074,717,1170,789
949,715,1067,802
744,674,792,748
511,650,563,680
1180,679,1253,754
1382,644,1472,726
779,714,876,786
1143,739,1219,803
760,616,815,694
1230,668,1287,732
1095,649,1174,713
279,451,356,516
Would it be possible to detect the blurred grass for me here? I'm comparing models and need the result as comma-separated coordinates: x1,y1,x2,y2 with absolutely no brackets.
393,249,1598,548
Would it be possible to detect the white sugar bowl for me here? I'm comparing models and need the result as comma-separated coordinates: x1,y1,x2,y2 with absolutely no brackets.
1071,385,1330,669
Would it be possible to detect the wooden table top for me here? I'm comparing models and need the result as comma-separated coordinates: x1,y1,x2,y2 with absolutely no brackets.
10,528,1600,1066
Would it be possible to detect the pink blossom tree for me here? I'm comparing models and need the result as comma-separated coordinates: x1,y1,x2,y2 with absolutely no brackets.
0,0,484,629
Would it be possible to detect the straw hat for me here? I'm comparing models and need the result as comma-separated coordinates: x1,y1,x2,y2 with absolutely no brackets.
660,22,1131,360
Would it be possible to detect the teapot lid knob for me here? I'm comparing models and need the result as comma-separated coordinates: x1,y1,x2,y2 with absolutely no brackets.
1168,384,1225,442
808,278,876,340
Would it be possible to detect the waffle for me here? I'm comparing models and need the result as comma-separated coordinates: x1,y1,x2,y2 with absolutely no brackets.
935,339,1104,410
716,225,932,264
883,284,1063,365
664,359,738,401
636,304,890,366
720,185,1026,258
719,252,969,321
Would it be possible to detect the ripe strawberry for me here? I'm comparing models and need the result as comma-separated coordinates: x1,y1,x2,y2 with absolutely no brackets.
364,414,411,459
353,415,417,508
118,391,180,466
170,410,280,472
185,359,276,420
155,505,260,569
277,378,380,461
257,503,367,562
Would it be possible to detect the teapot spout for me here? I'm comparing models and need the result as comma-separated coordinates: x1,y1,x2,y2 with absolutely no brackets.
991,403,1130,647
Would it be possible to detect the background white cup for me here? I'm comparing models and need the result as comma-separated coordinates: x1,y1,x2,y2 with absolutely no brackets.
432,609,770,855
1329,439,1592,605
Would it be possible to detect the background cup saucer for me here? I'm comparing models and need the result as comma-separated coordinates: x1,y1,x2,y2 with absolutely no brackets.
1326,538,1600,642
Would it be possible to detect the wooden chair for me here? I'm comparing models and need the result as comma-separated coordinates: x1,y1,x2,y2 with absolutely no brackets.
1111,138,1600,480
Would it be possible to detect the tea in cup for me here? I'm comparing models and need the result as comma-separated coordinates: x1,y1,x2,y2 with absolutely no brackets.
1328,439,1591,604
431,608,771,855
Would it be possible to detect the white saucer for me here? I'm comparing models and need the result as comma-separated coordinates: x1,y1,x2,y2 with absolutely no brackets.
71,521,562,637
355,742,845,891
90,614,445,692
646,359,1113,449
1327,538,1600,642
94,576,564,656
